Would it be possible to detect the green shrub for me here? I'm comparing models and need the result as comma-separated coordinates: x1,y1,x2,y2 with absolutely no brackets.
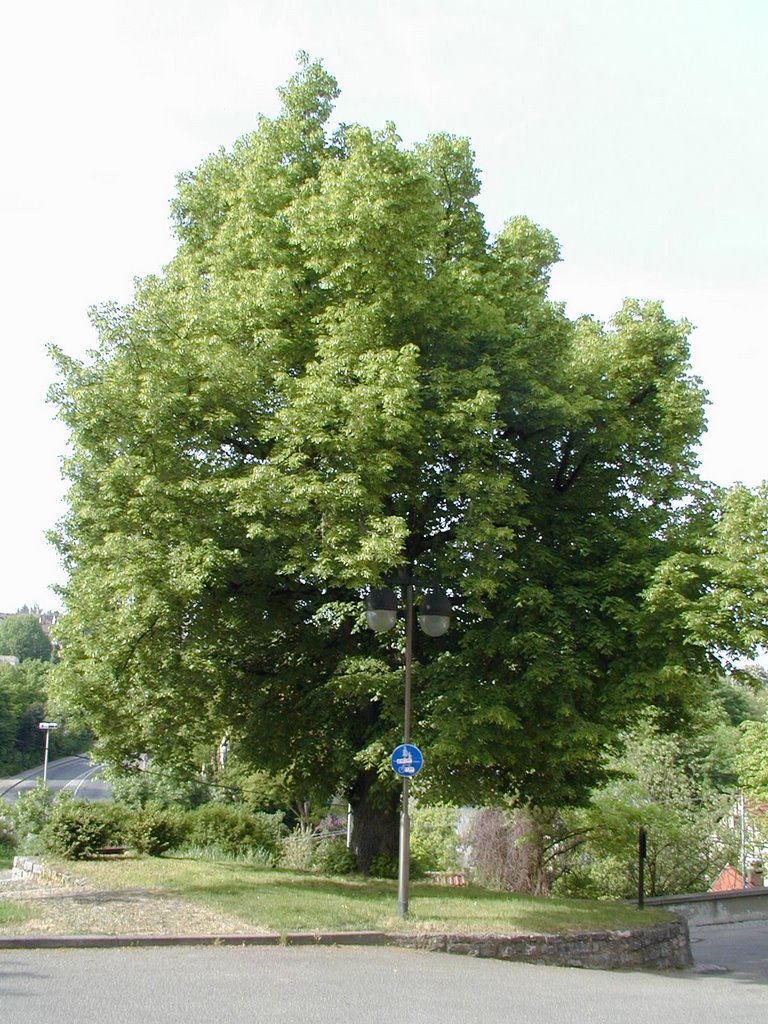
368,853,398,879
41,798,125,859
410,804,460,873
0,808,17,857
125,801,186,856
183,803,285,857
279,829,316,871
315,837,357,876
10,781,56,853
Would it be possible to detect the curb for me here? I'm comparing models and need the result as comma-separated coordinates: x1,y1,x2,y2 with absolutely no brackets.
0,931,389,950
0,923,692,970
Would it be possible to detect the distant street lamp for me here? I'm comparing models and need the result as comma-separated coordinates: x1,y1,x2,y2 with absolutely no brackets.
364,582,451,917
38,722,59,785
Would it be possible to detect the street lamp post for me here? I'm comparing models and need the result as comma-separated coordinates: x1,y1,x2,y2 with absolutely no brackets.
364,582,451,918
38,722,59,785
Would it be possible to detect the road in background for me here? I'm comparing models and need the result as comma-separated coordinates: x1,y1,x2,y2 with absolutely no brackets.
1,944,766,1024
0,756,112,804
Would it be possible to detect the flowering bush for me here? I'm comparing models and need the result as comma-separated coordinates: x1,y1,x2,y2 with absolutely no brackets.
314,813,345,838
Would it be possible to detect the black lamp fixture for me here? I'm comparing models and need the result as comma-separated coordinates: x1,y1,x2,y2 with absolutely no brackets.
364,586,451,637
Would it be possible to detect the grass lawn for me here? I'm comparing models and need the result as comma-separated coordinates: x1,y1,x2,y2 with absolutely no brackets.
0,901,33,928
45,855,671,935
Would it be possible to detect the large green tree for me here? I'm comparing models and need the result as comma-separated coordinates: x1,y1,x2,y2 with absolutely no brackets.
49,57,768,866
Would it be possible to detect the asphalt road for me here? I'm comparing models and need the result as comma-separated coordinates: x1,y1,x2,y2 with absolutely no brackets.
0,756,112,804
1,937,766,1024
689,919,768,982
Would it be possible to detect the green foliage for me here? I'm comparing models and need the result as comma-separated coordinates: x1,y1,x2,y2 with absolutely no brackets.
691,486,768,663
48,54,768,855
0,614,52,663
730,667,768,798
10,781,56,853
658,672,764,793
181,804,285,858
0,808,16,861
106,764,210,809
0,661,88,774
410,803,460,873
41,797,126,860
279,829,317,871
368,853,398,879
125,801,186,856
206,758,294,814
0,661,48,773
314,836,358,876
554,715,739,899
737,719,768,799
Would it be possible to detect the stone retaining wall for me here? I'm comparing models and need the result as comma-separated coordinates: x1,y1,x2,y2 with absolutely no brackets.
11,856,86,888
390,920,692,971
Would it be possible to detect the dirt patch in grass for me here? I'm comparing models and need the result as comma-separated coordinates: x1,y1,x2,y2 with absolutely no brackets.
0,884,261,937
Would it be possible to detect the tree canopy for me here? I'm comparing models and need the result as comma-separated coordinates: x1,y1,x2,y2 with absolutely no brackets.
49,57,768,861
0,614,52,663
0,660,87,774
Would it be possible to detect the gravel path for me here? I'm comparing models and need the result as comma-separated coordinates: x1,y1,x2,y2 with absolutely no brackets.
0,879,260,937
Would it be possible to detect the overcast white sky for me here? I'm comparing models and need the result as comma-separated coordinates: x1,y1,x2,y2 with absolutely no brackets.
1,0,766,613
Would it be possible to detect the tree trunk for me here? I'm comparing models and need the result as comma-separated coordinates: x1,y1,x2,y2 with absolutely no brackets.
348,768,400,874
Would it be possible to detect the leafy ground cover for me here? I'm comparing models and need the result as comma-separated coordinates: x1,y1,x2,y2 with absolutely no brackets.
42,856,670,935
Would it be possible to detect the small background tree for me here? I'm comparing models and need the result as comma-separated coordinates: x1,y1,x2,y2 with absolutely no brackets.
554,708,743,899
0,614,52,663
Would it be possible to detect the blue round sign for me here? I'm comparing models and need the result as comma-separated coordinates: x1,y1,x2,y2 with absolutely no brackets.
390,743,424,778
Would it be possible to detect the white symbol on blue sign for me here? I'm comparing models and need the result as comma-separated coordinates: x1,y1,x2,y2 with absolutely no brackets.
390,743,424,778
